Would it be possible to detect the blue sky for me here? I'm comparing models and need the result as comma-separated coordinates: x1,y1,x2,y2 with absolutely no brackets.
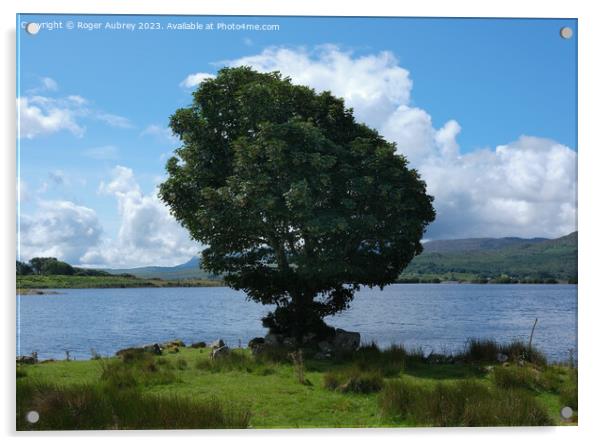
17,14,577,267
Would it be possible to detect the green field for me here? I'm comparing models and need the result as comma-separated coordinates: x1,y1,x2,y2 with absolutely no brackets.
16,274,223,290
16,343,577,430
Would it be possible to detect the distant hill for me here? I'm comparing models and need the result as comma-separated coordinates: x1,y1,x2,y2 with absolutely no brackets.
421,236,549,254
403,232,577,282
105,232,577,283
105,257,218,281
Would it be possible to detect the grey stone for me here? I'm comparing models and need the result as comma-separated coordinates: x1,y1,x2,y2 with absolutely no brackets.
318,340,334,353
210,339,225,349
282,337,296,348
211,345,230,360
248,337,265,349
333,328,360,352
264,333,281,346
496,352,509,363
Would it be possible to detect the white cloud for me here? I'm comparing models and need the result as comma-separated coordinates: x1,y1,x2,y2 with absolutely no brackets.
83,145,119,160
228,46,412,130
17,97,85,139
95,112,133,128
40,77,58,92
17,179,29,202
180,72,215,88
141,124,179,143
82,166,198,267
17,92,132,139
19,200,103,264
226,46,577,239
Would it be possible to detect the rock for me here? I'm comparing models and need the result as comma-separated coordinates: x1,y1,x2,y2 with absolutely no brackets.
211,345,230,360
162,339,185,348
333,328,360,352
248,337,265,349
422,346,434,359
302,332,317,344
496,352,509,363
144,343,163,355
264,333,281,346
318,340,334,354
282,337,296,348
484,365,494,372
314,351,331,360
190,341,207,348
16,355,37,365
250,344,265,356
210,339,225,349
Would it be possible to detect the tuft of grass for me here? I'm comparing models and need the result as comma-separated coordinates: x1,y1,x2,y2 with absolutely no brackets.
336,342,406,377
323,367,384,394
380,378,552,426
99,356,177,388
493,365,540,390
176,358,188,370
463,338,547,366
17,380,251,430
196,349,254,373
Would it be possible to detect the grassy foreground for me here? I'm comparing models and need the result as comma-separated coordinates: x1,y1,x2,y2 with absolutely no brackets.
16,275,223,290
16,340,577,430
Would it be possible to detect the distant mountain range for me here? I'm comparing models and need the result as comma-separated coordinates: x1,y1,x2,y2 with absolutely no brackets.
105,232,577,282
403,231,577,282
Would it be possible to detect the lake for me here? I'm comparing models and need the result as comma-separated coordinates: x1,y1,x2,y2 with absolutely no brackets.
17,284,577,362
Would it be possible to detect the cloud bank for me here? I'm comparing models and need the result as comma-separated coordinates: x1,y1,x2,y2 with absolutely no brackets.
225,46,577,240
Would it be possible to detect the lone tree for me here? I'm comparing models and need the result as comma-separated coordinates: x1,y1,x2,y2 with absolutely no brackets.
160,67,435,342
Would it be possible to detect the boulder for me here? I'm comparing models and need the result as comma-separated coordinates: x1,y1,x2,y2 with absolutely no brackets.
16,355,37,365
333,328,360,352
302,332,317,344
144,343,163,355
250,343,265,356
211,345,230,360
496,352,509,363
314,351,331,360
190,341,207,348
162,339,185,348
318,340,334,354
282,337,296,348
264,333,282,346
210,339,225,349
248,337,265,349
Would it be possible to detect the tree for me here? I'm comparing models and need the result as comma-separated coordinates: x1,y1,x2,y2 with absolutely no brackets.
159,67,436,342
29,257,74,275
16,261,33,276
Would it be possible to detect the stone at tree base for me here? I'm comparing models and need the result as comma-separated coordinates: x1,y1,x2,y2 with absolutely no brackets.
318,340,334,354
264,333,282,346
332,328,361,352
211,345,230,360
248,337,265,349
496,352,509,363
282,337,296,348
210,339,225,349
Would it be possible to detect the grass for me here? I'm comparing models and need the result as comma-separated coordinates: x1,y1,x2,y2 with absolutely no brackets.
16,274,223,290
16,341,576,429
379,378,553,426
17,380,250,430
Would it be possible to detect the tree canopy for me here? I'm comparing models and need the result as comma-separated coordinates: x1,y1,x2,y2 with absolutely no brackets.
160,66,435,340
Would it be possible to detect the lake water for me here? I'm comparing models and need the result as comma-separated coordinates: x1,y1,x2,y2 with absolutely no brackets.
17,284,577,362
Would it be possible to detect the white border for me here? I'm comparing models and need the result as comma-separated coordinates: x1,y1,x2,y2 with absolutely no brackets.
3,1,601,444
